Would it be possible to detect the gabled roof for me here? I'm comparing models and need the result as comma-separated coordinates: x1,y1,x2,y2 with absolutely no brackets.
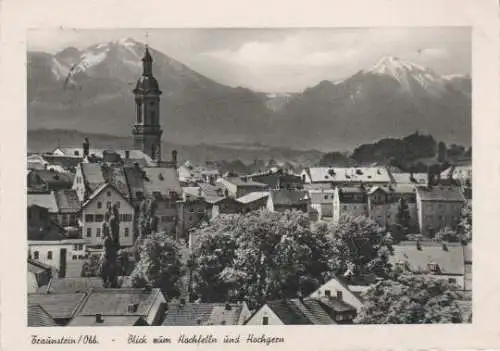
269,190,308,206
390,241,466,275
28,304,57,327
53,189,80,213
390,173,427,185
27,192,59,213
81,182,132,210
416,186,466,202
28,293,86,319
237,191,269,204
76,288,163,317
38,277,104,294
163,303,245,326
28,218,67,241
306,167,391,183
142,167,181,198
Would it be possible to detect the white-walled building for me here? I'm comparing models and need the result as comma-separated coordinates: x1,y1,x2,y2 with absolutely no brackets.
332,187,368,224
28,239,87,278
81,183,135,247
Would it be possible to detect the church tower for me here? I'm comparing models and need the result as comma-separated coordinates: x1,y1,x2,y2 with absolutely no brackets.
132,46,163,161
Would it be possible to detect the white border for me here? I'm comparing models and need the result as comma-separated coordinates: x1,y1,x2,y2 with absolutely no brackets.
1,0,499,350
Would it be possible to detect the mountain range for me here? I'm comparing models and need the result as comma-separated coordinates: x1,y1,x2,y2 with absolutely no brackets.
28,38,471,152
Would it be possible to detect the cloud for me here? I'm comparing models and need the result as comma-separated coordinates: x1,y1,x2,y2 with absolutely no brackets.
419,48,449,59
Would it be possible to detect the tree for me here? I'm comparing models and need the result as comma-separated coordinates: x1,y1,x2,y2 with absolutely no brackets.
190,210,335,308
356,274,464,324
129,232,183,300
457,202,472,243
437,141,447,163
136,198,159,240
435,227,462,243
81,253,101,277
395,198,411,233
330,214,392,279
100,204,120,288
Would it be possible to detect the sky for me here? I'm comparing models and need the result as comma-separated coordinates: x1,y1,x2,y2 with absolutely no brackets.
28,27,471,92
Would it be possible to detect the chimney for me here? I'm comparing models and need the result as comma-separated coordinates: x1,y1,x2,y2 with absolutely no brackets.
171,150,178,167
125,150,130,159
416,240,422,251
95,313,104,323
336,291,343,301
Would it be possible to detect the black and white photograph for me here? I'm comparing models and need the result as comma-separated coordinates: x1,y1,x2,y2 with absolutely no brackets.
24,27,474,328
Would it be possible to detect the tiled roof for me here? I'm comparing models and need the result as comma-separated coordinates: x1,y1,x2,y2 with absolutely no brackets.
390,173,427,185
307,167,391,183
315,296,357,313
38,277,104,294
69,315,146,326
81,163,105,192
28,304,57,327
266,299,334,325
270,190,308,206
237,191,269,204
56,148,153,163
143,167,181,198
163,303,244,326
77,288,162,317
123,166,145,200
416,186,466,202
54,189,80,213
30,169,74,188
28,293,86,319
224,177,268,188
28,192,59,213
198,183,226,201
390,241,466,275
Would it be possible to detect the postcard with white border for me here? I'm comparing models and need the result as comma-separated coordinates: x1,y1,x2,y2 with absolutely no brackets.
1,0,500,350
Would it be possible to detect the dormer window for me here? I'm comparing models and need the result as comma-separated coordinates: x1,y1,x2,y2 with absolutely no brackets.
427,263,440,273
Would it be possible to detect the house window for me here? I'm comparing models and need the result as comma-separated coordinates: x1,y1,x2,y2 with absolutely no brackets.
189,208,195,213
85,214,94,222
97,202,102,209
107,191,111,197
262,316,269,325
197,208,204,213
95,214,104,222
448,278,457,284
47,251,53,260
324,195,329,200
72,255,77,260
325,290,331,297
428,263,440,273
33,251,39,260
125,228,130,237
336,291,343,300
96,228,101,237
86,228,92,237
106,202,111,208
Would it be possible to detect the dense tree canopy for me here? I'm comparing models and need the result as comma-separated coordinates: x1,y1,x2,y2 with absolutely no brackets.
190,210,336,307
356,274,464,324
129,232,183,300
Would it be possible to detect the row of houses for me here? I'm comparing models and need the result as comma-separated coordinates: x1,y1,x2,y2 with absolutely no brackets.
28,238,471,327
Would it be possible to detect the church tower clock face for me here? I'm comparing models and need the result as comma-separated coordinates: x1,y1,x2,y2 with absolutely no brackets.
132,46,163,162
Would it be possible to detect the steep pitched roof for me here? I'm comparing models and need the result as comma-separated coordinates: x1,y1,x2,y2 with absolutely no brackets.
38,277,104,294
53,189,80,213
142,167,181,198
416,186,466,202
69,315,147,326
28,293,86,319
28,304,57,327
163,303,244,326
265,298,344,325
390,241,466,275
27,192,59,213
81,182,132,210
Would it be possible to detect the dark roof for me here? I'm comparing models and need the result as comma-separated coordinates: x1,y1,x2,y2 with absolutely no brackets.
28,304,57,327
27,192,59,213
28,293,86,319
28,258,55,274
163,303,244,326
416,186,465,202
225,177,268,188
265,298,338,325
270,190,308,206
76,288,163,317
29,169,74,189
28,219,67,241
54,189,80,213
391,241,466,275
69,315,147,326
315,296,357,313
38,277,104,294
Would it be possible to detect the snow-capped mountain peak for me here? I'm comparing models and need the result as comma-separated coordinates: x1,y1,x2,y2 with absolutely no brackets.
366,55,446,93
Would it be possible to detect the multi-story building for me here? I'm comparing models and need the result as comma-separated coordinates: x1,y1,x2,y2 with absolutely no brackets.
301,167,392,186
332,187,368,224
415,185,466,236
80,183,135,247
